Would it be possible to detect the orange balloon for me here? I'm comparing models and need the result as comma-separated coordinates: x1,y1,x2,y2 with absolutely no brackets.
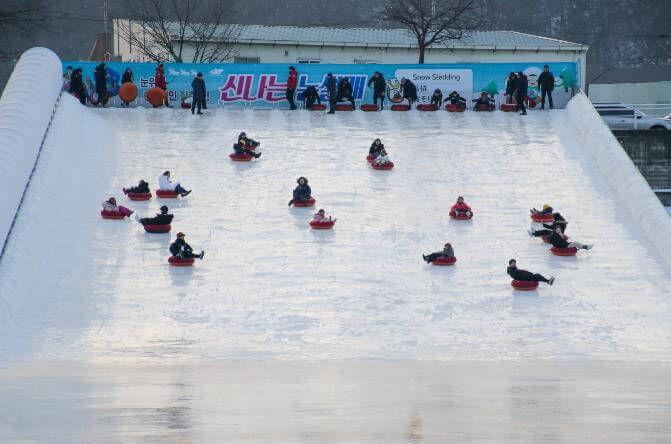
119,82,138,103
145,87,166,107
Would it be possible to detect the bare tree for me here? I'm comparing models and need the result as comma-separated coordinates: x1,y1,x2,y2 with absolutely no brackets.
117,0,241,63
383,0,484,63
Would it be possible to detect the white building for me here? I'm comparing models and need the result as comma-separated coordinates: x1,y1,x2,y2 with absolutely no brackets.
588,66,671,115
113,22,588,87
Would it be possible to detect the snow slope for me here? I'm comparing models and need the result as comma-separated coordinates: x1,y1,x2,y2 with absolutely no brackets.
1,95,670,364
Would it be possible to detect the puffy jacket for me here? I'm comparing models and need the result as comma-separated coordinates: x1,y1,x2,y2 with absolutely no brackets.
369,142,384,157
146,213,173,225
293,178,311,201
538,71,555,91
549,231,570,248
507,266,537,281
191,76,206,101
367,73,386,93
505,77,517,96
447,94,466,106
450,202,471,213
338,79,353,98
287,69,297,90
515,75,528,98
403,80,417,100
170,238,192,257
102,201,118,212
155,68,166,89
327,76,337,98
375,154,391,165
159,174,178,191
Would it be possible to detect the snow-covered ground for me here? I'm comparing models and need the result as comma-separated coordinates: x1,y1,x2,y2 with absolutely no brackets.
1,95,671,440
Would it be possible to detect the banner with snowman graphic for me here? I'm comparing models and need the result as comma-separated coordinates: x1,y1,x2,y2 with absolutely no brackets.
62,61,578,109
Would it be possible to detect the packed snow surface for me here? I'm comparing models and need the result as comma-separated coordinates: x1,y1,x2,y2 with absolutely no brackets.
1,94,670,363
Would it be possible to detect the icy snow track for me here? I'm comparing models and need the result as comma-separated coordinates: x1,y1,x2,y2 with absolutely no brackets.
1,95,670,363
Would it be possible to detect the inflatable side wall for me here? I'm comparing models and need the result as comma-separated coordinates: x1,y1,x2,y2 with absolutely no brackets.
0,48,63,255
567,92,671,271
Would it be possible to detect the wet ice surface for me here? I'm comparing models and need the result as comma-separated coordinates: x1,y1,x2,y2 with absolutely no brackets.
1,361,670,443
1,100,671,441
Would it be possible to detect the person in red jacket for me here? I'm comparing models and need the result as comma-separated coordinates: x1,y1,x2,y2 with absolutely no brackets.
450,196,473,218
155,63,171,108
286,66,298,110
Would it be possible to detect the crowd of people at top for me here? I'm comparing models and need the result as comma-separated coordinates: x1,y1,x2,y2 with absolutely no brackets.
65,64,556,115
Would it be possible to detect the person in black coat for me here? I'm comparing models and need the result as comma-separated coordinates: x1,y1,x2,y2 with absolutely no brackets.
515,72,528,115
137,205,174,226
123,180,150,195
446,91,467,109
507,259,554,284
423,243,454,263
538,65,555,109
303,85,321,108
326,73,337,114
402,78,418,106
191,72,206,115
337,77,356,108
233,132,261,158
288,177,311,205
472,92,495,110
367,71,386,109
505,72,518,104
94,63,109,107
431,89,443,108
549,226,592,250
369,138,384,158
69,68,87,105
169,232,204,259
122,68,133,84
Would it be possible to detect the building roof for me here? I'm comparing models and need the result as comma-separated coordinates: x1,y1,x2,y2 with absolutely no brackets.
591,66,671,84
231,26,586,50
165,22,588,51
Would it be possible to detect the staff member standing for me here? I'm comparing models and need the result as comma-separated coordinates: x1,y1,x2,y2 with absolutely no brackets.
286,66,298,110
516,72,528,116
191,72,206,115
326,72,337,114
538,65,555,110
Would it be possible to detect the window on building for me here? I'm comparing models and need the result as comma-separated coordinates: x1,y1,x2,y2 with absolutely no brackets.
297,59,320,64
234,56,260,64
353,59,379,64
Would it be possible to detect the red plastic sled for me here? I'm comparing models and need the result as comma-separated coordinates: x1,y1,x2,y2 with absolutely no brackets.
366,155,374,163
309,104,326,111
360,104,379,112
449,211,473,220
511,280,539,291
168,256,195,266
474,103,495,112
335,104,354,111
127,192,152,201
230,153,253,161
371,161,394,170
542,234,568,243
100,210,125,219
391,104,410,111
501,103,518,112
530,213,554,223
445,104,466,112
309,220,335,229
292,197,316,207
156,190,179,198
417,104,437,111
144,224,171,233
550,247,578,256
432,256,457,266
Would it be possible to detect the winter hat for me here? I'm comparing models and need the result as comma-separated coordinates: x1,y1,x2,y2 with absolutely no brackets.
197,72,203,77
108,197,116,205
318,209,325,214
176,232,185,238
297,176,308,184
542,204,550,211
163,170,170,176
508,259,516,265
457,196,464,201
444,242,451,247
160,205,168,213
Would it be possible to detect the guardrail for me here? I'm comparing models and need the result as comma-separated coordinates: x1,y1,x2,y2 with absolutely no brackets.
592,102,671,129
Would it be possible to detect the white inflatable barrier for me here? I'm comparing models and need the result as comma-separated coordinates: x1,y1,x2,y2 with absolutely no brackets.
0,47,63,255
567,92,671,270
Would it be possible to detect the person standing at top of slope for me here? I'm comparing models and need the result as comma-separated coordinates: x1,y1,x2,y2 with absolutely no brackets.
507,259,554,285
538,65,555,110
401,78,418,107
367,71,386,109
450,196,473,218
69,67,87,105
94,63,109,107
423,243,455,263
155,63,171,108
159,171,191,197
288,177,312,206
505,72,518,105
136,205,174,226
515,71,528,115
170,232,204,260
549,226,592,250
191,72,206,115
286,66,298,110
326,73,337,114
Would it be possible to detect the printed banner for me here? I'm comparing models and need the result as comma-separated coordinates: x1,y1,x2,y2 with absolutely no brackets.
61,61,578,109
